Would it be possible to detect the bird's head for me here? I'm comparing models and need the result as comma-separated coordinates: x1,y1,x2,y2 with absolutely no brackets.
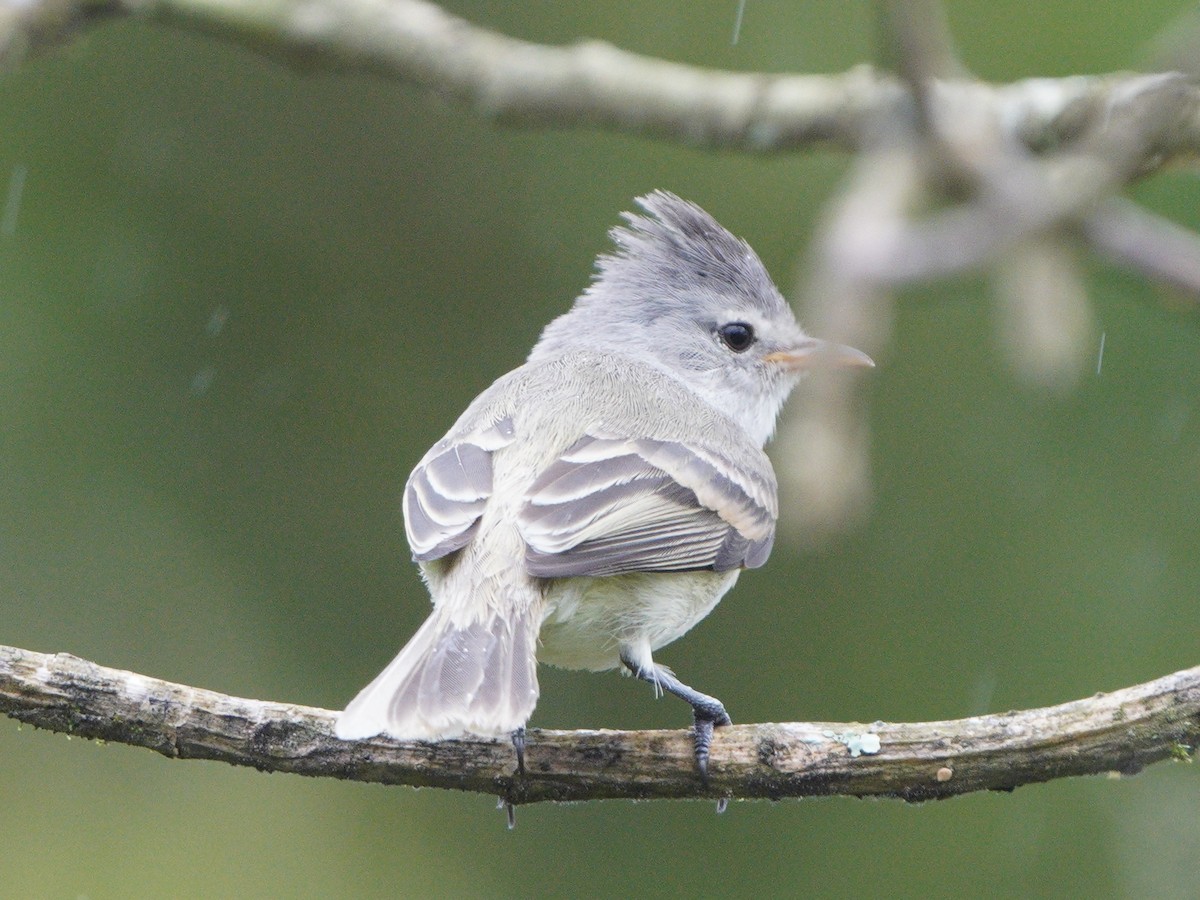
530,191,873,444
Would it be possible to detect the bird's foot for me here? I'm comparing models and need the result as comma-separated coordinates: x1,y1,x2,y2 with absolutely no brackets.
691,699,732,779
511,726,527,776
618,649,731,779
502,727,528,830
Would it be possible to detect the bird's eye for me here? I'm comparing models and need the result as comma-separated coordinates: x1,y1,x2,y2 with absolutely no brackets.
717,322,755,353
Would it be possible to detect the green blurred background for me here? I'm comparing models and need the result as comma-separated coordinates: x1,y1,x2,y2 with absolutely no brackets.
2,1,1198,896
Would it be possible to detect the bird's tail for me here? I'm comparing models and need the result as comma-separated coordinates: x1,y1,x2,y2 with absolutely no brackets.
334,601,541,742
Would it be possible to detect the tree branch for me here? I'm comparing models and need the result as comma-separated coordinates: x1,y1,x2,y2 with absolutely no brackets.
2,0,1200,163
2,643,1196,805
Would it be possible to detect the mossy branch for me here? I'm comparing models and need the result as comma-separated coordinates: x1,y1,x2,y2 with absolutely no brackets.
1,644,1196,805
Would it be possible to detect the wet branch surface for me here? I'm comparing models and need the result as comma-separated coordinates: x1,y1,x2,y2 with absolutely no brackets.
2,644,1196,805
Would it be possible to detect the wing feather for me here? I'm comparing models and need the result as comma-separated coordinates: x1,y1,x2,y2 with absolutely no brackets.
520,434,777,577
403,417,515,561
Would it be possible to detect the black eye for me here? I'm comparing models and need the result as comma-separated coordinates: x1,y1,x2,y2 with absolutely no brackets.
717,322,755,353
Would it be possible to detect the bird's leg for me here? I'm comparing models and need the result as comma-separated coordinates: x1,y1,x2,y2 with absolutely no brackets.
620,651,731,778
503,727,527,830
511,726,526,776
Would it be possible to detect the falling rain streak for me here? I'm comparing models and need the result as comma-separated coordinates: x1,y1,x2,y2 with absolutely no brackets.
731,0,747,45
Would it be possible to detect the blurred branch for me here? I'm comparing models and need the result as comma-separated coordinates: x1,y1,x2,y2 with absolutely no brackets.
782,5,1200,531
875,0,964,123
1086,196,1200,296
1,0,1200,163
2,644,1196,806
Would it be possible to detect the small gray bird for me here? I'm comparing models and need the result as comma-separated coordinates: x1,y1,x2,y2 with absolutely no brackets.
335,191,872,773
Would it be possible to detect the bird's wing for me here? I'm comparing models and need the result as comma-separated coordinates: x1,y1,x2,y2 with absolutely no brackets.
519,434,777,577
403,417,516,561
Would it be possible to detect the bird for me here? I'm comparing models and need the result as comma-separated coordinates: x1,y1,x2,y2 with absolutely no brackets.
334,191,873,775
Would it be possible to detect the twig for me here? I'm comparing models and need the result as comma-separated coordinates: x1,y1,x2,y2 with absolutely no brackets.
1086,196,1200,299
1,644,1196,805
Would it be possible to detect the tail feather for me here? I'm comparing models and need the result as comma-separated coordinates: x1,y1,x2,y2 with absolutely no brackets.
334,604,540,741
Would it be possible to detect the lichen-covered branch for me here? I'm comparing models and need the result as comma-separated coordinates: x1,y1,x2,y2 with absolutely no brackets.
1,644,1196,805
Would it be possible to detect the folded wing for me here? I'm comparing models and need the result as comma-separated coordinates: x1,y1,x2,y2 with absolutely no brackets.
519,434,777,577
403,417,515,561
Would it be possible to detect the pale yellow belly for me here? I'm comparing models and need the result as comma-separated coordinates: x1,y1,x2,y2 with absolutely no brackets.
535,569,740,671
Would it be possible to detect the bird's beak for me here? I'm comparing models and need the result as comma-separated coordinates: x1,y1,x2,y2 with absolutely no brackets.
764,339,875,371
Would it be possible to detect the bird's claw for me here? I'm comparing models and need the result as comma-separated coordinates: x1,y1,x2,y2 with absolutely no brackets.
512,726,526,776
691,703,731,779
